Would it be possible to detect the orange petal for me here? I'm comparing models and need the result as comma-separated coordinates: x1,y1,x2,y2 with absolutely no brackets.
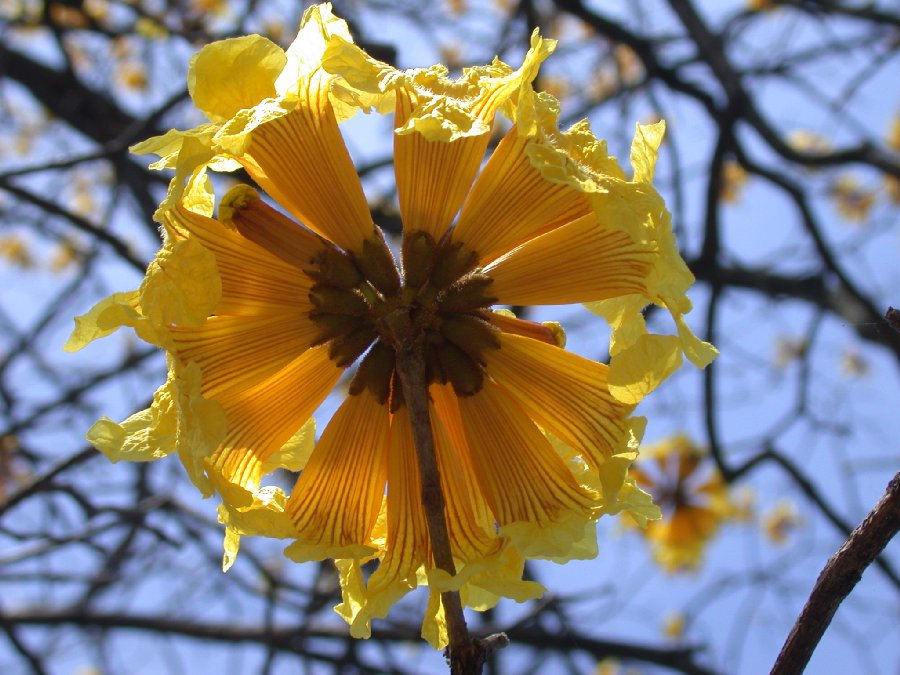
243,76,373,252
429,387,502,561
285,389,389,553
394,89,488,239
170,312,319,398
484,213,655,305
208,343,343,491
455,377,596,528
363,406,429,601
483,332,633,472
453,127,591,263
167,205,314,315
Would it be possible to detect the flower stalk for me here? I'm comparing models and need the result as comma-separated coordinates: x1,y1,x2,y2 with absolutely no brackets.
391,341,477,672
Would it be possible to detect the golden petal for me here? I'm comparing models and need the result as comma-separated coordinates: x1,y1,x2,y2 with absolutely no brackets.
208,343,343,492
167,204,315,315
394,88,488,239
244,75,374,252
221,185,325,270
484,213,655,305
285,390,389,554
453,127,591,263
170,312,319,398
455,377,596,529
483,333,633,473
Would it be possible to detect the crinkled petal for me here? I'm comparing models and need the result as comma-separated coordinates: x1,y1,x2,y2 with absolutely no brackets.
140,237,221,328
86,373,177,463
607,334,683,404
65,290,166,352
188,34,286,122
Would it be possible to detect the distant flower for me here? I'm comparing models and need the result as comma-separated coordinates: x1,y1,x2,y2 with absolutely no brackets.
774,335,807,368
720,160,748,204
67,4,713,647
788,129,830,156
763,501,802,545
0,234,34,269
628,434,735,572
662,612,686,640
829,175,875,223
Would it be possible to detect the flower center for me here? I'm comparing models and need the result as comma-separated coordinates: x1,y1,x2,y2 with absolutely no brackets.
308,228,499,408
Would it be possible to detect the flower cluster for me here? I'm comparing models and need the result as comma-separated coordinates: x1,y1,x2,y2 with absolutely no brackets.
66,4,715,646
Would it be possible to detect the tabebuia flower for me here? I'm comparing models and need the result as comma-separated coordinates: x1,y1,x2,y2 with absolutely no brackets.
627,434,737,572
66,3,716,648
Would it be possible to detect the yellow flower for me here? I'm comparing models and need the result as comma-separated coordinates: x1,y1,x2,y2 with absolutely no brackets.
720,159,748,204
829,174,875,223
628,434,734,572
67,3,712,647
762,501,802,545
0,234,34,268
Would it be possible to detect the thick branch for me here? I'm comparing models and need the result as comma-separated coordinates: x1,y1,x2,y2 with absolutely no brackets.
771,471,900,675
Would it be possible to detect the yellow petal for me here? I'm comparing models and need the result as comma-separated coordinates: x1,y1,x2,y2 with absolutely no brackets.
217,485,299,571
64,290,165,352
453,127,591,263
140,237,221,328
456,377,597,557
630,120,666,184
240,86,374,252
607,334,683,404
171,312,319,399
208,343,343,498
345,407,429,637
172,359,228,496
393,87,491,238
484,333,634,479
188,34,286,122
164,205,314,315
484,213,655,306
261,417,315,475
430,398,502,561
275,3,353,98
86,376,176,463
284,390,389,561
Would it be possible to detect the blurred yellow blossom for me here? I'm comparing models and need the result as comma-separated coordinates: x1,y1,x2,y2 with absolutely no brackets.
788,130,830,155
720,160,748,203
763,501,802,545
662,612,686,640
840,348,869,377
0,234,34,268
774,335,807,368
628,434,736,572
888,113,900,153
614,44,644,85
829,175,875,223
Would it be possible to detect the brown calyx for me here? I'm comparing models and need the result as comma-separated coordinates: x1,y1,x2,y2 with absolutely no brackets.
307,228,499,408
